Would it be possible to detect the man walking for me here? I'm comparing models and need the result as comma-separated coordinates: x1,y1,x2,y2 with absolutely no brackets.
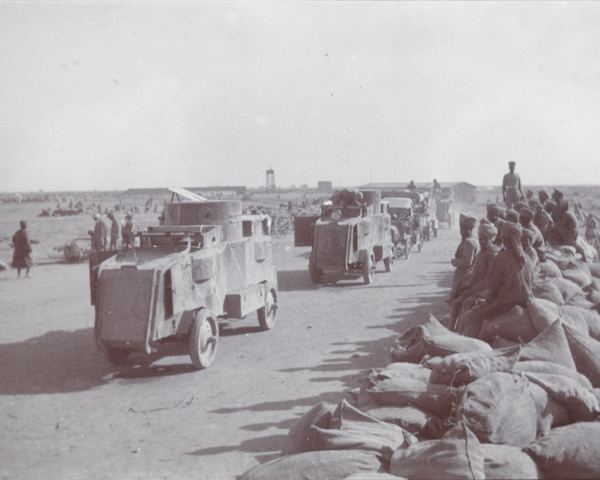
502,161,524,209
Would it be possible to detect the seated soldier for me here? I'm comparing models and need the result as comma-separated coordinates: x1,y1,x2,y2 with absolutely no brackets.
457,221,534,338
449,214,478,302
519,206,546,261
547,199,578,248
521,228,540,275
449,219,500,329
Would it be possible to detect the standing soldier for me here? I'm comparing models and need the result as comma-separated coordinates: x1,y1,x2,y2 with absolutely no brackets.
449,214,479,302
108,212,120,251
502,161,524,209
12,220,33,279
122,213,134,248
89,213,107,252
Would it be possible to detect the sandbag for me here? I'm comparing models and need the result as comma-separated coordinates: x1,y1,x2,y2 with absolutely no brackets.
491,336,520,349
587,262,600,279
538,260,562,278
341,474,405,480
390,422,485,480
392,313,452,350
563,322,600,387
366,378,460,418
532,279,565,305
238,450,383,480
391,325,492,364
527,381,570,437
512,361,592,389
281,402,336,455
519,319,577,370
551,277,586,303
481,444,541,479
522,371,600,422
523,422,600,479
479,306,538,343
312,400,416,459
527,297,560,333
362,405,442,439
562,267,592,289
454,372,537,446
557,305,589,335
562,305,600,340
377,362,433,383
429,346,521,387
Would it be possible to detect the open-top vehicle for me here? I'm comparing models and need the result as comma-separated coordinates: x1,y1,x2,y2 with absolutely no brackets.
294,189,394,284
89,191,278,369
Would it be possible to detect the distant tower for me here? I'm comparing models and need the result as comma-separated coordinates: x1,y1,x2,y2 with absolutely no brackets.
266,167,276,191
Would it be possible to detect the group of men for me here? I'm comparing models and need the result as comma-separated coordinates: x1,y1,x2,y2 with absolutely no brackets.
89,212,135,253
448,161,589,338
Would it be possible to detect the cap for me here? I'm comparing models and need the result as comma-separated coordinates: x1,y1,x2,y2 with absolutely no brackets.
508,161,516,166
19,220,27,228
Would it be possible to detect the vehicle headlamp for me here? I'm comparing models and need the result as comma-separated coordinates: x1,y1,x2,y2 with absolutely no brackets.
331,210,342,222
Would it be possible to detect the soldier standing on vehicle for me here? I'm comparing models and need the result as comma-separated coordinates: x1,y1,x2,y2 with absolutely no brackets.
89,213,107,252
502,161,524,209
122,213,134,248
108,212,120,251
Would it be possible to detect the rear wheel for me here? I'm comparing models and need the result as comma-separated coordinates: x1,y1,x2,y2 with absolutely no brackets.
258,286,278,330
189,309,219,370
362,254,375,284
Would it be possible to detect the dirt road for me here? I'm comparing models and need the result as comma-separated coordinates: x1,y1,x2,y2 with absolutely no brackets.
0,226,460,480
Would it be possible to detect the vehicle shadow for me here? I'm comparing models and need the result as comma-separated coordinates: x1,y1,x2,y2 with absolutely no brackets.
277,270,319,291
0,328,114,395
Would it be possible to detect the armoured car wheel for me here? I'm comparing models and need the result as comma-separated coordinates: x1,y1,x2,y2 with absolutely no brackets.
362,254,375,284
384,254,394,272
189,309,219,370
258,286,278,330
103,347,131,365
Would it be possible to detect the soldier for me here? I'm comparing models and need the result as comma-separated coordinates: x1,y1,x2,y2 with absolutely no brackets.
108,212,120,251
502,161,524,209
449,214,478,302
122,213,134,248
89,213,107,252
12,220,33,279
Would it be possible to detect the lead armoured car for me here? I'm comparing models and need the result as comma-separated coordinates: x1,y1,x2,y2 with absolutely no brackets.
89,193,278,369
294,189,394,284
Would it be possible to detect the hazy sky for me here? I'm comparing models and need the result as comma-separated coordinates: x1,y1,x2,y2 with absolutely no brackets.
2,1,600,193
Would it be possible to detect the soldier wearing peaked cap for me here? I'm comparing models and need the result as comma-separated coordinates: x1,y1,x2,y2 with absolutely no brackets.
449,214,479,302
502,161,524,209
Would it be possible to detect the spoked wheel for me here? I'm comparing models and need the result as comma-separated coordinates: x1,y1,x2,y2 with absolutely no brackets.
273,214,291,237
189,309,219,370
309,252,323,283
384,252,394,272
362,254,375,284
258,286,278,330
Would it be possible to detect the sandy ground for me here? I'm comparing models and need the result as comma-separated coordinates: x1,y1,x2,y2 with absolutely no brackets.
0,220,465,480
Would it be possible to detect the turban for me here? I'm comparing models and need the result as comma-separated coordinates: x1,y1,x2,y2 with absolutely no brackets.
519,207,535,222
502,221,527,268
515,201,529,211
459,214,477,230
506,209,520,223
92,213,99,220
19,220,27,228
478,219,498,240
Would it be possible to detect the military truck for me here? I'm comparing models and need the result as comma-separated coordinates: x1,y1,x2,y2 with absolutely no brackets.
294,189,394,284
89,193,278,369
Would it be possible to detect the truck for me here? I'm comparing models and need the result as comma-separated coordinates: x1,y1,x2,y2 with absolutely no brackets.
89,192,278,369
294,189,395,285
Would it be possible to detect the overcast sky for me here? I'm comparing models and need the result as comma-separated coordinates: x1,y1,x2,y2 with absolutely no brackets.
2,1,600,193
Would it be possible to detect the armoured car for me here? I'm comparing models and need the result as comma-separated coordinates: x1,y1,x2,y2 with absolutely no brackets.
294,189,394,284
89,194,278,369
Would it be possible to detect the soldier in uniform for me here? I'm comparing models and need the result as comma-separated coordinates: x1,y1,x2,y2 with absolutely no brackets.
89,213,107,252
108,212,120,251
502,161,524,209
122,213,135,248
449,214,479,302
